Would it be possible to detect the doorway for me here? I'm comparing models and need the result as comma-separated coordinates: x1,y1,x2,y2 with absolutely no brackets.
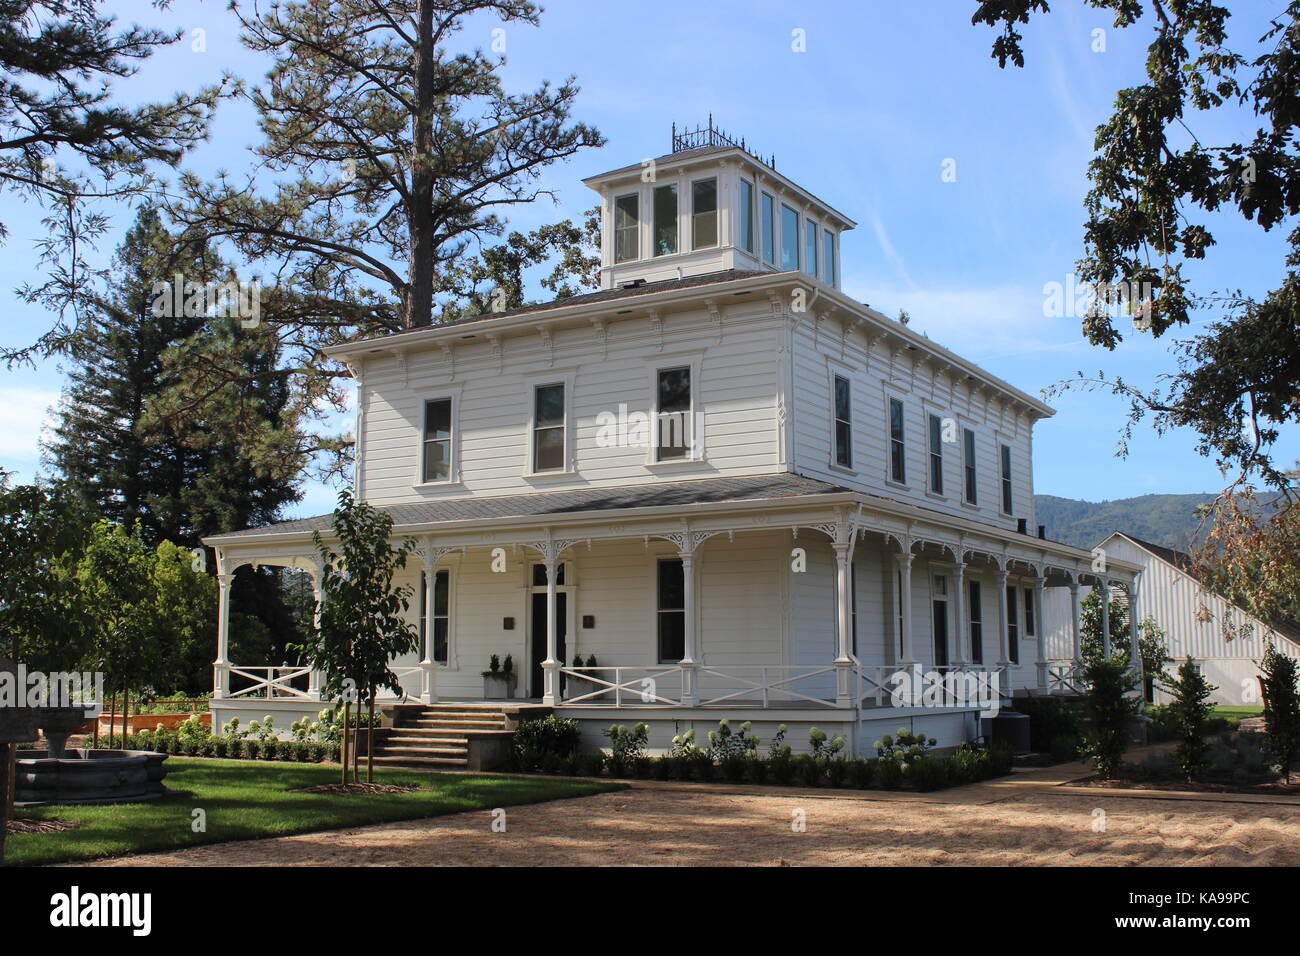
530,591,567,699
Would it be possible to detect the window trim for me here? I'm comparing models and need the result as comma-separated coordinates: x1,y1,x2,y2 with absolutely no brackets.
886,393,907,486
652,182,679,257
644,351,705,468
780,202,800,271
760,191,776,264
927,412,945,497
522,368,577,479
656,556,686,664
613,192,640,263
1000,442,1014,515
690,176,718,251
413,386,462,488
738,178,756,255
962,427,978,506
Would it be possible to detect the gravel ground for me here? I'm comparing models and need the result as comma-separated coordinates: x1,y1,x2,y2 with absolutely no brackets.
86,768,1300,867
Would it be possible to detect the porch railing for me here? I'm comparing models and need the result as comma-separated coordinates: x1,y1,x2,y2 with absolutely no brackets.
857,664,1008,709
559,666,686,706
227,666,312,700
1044,660,1085,695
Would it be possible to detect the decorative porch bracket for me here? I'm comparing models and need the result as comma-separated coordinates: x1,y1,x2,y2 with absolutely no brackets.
648,526,730,706
523,536,582,706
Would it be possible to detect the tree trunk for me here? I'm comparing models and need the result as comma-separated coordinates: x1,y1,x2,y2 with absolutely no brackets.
367,694,375,783
406,0,437,330
340,699,350,785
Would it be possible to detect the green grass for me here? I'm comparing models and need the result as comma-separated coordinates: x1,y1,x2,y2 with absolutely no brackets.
5,758,620,867
1209,705,1263,718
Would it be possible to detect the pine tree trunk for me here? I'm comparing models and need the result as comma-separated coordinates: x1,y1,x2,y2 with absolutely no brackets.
406,0,437,330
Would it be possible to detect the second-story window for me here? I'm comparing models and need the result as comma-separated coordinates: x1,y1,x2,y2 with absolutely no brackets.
963,428,977,504
614,194,638,263
889,397,906,483
533,383,565,472
692,178,718,249
655,366,692,461
804,219,818,277
739,179,755,254
928,414,944,495
780,204,799,270
1000,444,1013,514
761,192,775,263
422,398,452,483
822,229,836,285
834,374,852,468
653,183,677,256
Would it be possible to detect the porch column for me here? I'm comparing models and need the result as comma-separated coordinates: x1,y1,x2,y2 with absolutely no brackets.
420,553,439,704
951,561,966,665
541,558,560,706
1126,575,1144,688
1034,574,1048,689
1069,578,1082,662
213,572,232,699
1100,581,1112,658
832,542,854,707
678,549,699,707
996,568,1010,666
308,574,324,700
896,552,914,665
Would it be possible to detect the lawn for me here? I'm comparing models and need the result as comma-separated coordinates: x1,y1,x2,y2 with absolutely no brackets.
4,758,621,867
1210,705,1263,718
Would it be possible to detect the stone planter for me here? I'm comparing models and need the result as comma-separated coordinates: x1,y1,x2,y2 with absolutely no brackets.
481,673,517,700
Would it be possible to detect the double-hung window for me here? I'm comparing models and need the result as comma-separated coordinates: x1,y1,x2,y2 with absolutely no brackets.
532,383,565,472
963,428,977,504
422,399,452,483
657,558,685,662
1024,587,1036,638
780,204,799,270
738,179,755,254
928,414,944,495
653,184,678,256
761,192,775,263
614,194,639,262
889,398,906,483
968,580,983,665
822,229,836,285
1000,444,1013,514
834,375,852,468
804,219,818,277
655,366,692,461
691,178,718,249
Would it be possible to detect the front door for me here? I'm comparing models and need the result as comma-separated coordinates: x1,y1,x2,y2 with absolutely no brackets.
530,591,567,699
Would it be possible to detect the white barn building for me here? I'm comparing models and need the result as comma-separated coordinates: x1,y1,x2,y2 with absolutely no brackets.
204,128,1142,763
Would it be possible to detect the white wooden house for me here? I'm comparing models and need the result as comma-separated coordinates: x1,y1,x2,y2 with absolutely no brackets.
204,127,1143,760
1038,532,1300,707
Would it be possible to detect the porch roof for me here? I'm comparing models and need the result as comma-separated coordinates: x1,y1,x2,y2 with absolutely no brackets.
203,473,851,543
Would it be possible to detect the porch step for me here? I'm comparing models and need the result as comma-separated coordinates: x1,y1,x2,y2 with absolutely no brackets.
384,733,469,746
362,754,469,769
408,717,505,731
379,745,468,758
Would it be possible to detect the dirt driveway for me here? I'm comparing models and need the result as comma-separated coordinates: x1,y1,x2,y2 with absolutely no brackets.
88,762,1300,867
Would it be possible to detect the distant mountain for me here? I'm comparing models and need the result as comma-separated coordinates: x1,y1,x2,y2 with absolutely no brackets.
1033,493,1218,551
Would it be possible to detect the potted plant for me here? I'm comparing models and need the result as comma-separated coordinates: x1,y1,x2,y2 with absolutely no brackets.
481,654,517,699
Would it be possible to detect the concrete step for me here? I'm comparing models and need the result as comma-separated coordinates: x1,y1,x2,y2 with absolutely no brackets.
384,733,470,746
363,754,468,768
408,718,506,731
377,745,468,758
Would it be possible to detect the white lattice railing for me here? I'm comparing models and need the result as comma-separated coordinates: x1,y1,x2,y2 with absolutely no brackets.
857,664,1008,708
559,666,685,706
1045,660,1084,695
227,666,312,700
694,664,840,708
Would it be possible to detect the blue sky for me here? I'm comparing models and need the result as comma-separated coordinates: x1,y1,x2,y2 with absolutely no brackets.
1,0,1294,518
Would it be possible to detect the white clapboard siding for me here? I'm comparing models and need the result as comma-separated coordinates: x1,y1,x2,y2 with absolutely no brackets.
358,303,784,506
787,319,1037,536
